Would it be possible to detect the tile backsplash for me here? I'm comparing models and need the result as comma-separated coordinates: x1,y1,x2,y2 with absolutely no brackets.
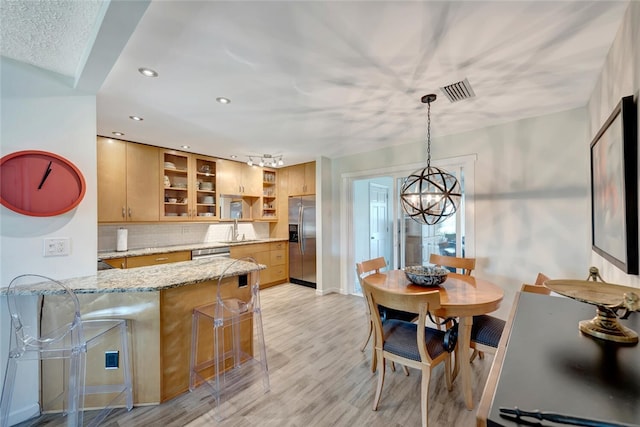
98,222,269,251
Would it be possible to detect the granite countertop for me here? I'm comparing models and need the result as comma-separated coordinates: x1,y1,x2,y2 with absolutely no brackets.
98,238,288,260
1,257,264,295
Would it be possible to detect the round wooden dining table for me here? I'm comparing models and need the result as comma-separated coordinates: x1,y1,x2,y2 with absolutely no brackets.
362,270,504,410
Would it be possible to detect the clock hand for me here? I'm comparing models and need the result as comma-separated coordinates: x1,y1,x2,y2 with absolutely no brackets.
37,161,52,190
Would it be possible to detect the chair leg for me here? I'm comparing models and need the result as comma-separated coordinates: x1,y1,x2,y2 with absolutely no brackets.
372,350,385,411
420,366,431,427
371,338,377,373
360,319,373,352
470,349,478,363
402,365,410,376
444,355,452,391
68,349,86,427
119,320,134,411
253,307,270,392
0,357,18,427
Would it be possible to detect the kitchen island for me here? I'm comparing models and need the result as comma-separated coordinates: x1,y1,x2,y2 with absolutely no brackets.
2,257,264,407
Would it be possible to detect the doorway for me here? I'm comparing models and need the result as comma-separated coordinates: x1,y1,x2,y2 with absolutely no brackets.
346,155,475,295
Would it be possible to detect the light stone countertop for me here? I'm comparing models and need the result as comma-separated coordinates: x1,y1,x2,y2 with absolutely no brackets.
98,238,288,260
1,257,264,295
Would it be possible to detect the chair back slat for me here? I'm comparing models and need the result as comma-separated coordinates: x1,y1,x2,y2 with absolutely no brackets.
356,257,386,278
429,254,475,275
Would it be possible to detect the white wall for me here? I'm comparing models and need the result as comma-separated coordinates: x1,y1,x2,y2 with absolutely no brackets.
587,1,640,288
0,58,98,424
331,106,589,320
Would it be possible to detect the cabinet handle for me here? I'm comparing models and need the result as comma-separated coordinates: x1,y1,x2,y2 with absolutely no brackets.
122,207,126,218
155,257,169,261
128,207,132,218
121,262,125,269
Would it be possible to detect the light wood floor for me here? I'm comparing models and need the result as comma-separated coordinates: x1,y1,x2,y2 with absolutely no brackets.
17,283,492,427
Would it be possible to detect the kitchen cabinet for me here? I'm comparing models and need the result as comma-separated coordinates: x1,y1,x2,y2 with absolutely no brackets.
260,169,277,221
216,159,262,197
104,257,126,269
162,150,217,221
126,251,191,268
230,241,288,288
97,137,160,222
286,161,315,196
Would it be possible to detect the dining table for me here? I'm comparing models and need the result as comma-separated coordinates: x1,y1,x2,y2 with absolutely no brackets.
362,270,504,410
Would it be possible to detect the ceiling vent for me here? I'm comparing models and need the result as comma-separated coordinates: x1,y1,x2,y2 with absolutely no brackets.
440,78,476,103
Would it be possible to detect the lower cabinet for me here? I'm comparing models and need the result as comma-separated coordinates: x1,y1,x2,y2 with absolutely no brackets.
104,251,191,269
230,241,288,288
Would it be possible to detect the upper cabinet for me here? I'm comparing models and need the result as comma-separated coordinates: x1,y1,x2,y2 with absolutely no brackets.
98,137,160,222
216,159,262,197
287,161,315,196
261,169,277,221
162,150,217,221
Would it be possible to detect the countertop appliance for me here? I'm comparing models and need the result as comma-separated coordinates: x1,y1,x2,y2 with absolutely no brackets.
288,195,316,288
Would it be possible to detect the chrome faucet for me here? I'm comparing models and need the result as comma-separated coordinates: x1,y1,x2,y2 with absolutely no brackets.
232,218,239,241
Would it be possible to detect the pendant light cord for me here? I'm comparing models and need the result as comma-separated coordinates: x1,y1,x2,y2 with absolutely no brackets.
426,99,431,168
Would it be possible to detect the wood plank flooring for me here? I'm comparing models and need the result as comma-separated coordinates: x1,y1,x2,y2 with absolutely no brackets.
16,283,492,427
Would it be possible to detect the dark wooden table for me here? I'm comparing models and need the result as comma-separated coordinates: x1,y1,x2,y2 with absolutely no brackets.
478,292,640,427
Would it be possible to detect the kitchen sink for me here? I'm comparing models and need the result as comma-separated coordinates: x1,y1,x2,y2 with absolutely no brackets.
218,239,261,244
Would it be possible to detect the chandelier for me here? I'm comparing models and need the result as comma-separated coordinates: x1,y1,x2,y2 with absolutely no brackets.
246,154,284,168
400,94,461,225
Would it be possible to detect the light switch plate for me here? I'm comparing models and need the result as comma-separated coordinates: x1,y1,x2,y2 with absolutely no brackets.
43,238,70,257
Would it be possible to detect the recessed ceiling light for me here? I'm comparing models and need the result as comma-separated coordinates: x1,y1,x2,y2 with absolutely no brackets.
112,131,125,136
230,155,237,159
138,67,158,77
216,97,231,104
181,145,190,149
129,115,144,121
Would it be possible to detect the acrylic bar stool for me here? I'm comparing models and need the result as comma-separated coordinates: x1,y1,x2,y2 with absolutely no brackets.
0,274,133,427
189,257,269,420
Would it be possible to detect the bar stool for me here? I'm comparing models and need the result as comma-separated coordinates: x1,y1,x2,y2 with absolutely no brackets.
189,257,269,420
0,274,133,427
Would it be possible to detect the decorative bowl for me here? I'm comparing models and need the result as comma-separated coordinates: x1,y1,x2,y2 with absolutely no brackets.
404,265,449,286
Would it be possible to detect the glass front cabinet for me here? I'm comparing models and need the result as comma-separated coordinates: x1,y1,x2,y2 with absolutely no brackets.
161,150,217,221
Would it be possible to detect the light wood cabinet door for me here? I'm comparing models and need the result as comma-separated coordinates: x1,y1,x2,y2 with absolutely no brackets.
127,143,160,221
241,163,262,197
126,251,191,268
216,159,242,195
97,137,127,222
287,161,315,196
217,159,262,197
98,138,159,222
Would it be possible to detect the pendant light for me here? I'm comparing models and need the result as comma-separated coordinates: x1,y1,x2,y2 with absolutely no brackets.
400,94,461,225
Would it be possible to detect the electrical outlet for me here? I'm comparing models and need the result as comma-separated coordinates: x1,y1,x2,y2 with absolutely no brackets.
105,351,119,369
43,238,70,257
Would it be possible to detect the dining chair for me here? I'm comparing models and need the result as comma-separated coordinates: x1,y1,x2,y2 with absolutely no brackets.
472,273,552,362
1,274,133,427
428,254,505,364
356,258,415,373
189,257,269,420
429,253,475,275
521,272,551,294
361,279,452,427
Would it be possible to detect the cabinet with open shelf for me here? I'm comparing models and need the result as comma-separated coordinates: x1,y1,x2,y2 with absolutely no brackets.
161,151,217,220
261,169,277,220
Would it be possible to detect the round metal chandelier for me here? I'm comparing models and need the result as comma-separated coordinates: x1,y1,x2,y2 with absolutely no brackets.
400,94,461,225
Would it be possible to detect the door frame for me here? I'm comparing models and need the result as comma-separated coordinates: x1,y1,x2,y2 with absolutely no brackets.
341,154,477,295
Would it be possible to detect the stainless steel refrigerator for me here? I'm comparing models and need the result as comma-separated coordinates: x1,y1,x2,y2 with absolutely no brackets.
288,195,316,288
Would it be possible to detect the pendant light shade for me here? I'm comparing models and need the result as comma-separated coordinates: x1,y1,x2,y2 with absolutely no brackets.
400,94,461,225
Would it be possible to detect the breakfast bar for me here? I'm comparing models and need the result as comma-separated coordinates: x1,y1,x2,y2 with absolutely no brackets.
2,257,263,408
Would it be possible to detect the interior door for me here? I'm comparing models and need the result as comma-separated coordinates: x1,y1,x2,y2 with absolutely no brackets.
369,183,389,263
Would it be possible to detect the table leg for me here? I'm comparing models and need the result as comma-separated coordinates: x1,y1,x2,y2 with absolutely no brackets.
459,315,474,410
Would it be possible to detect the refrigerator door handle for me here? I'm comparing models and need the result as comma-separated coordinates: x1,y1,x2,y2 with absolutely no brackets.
299,205,305,255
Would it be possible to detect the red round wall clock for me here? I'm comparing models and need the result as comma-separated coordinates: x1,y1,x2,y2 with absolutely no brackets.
0,150,87,217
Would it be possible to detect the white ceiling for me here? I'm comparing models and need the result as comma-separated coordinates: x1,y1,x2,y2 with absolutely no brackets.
1,1,631,166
